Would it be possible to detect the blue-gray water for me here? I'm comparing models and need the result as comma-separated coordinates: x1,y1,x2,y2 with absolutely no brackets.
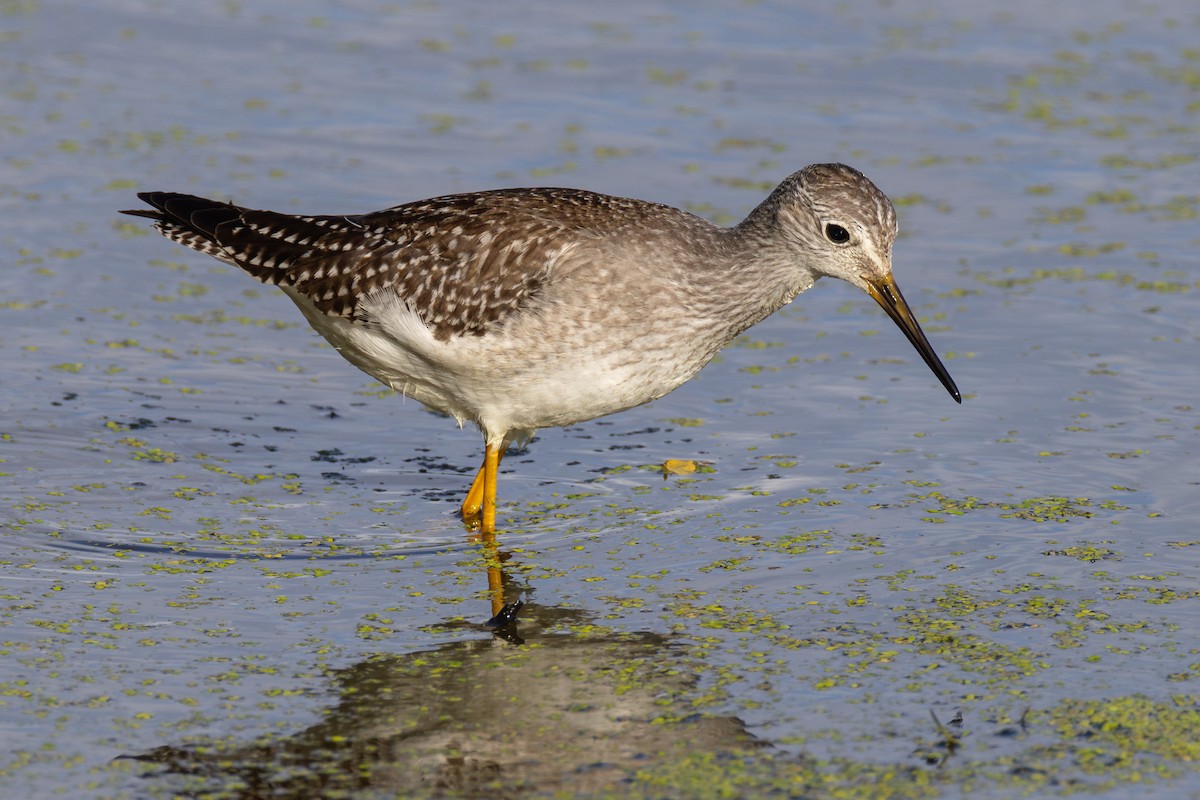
2,2,1198,797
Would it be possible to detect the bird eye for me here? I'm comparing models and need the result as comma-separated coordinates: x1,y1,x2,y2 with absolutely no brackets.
825,224,850,244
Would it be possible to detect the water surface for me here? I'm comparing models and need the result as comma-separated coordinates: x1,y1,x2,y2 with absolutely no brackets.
2,1,1198,797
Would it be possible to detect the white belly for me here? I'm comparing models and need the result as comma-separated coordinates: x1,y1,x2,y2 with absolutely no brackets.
283,286,715,446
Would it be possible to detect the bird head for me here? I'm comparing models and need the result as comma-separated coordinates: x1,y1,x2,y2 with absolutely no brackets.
776,163,961,403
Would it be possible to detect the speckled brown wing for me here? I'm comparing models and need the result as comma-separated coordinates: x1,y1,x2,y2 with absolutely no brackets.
123,190,599,342
287,192,582,340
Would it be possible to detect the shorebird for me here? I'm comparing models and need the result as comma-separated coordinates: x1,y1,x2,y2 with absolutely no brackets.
123,163,960,534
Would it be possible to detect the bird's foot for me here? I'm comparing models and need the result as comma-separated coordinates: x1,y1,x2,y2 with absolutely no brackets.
485,601,524,643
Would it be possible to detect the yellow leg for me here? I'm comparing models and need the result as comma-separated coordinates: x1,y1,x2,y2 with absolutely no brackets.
481,442,500,535
481,530,506,618
461,446,504,526
461,464,487,521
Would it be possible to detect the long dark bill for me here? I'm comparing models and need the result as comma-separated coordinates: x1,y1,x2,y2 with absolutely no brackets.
865,276,961,403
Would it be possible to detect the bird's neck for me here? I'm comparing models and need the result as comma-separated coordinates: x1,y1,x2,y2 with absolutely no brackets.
695,215,818,340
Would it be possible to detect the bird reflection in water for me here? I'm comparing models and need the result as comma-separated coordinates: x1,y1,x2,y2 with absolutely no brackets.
123,560,763,798
475,528,524,641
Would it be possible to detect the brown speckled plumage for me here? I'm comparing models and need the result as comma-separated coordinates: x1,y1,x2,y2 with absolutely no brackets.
122,164,959,533
125,188,705,342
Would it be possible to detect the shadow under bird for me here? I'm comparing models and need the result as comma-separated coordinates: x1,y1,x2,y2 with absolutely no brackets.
122,163,961,534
